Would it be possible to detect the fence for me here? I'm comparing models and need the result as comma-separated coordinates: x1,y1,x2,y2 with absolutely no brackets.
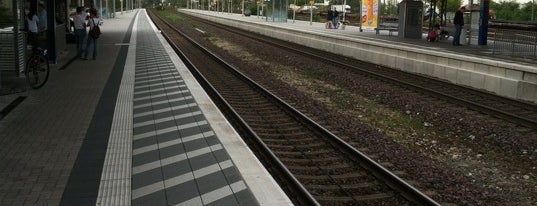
0,29,25,74
492,28,537,59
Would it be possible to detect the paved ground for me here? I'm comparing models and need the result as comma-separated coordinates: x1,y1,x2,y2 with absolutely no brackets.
0,10,135,205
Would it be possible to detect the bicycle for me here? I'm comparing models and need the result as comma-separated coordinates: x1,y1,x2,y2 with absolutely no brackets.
22,29,50,89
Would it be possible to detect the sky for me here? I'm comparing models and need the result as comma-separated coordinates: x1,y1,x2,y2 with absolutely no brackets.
463,0,533,5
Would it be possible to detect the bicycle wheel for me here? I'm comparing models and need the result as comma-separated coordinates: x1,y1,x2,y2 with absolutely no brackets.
25,54,50,89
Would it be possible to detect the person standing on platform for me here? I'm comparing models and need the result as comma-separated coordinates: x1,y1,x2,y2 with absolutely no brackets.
26,10,39,51
73,6,87,59
452,6,466,46
84,8,100,60
332,8,339,29
326,9,334,29
37,3,47,36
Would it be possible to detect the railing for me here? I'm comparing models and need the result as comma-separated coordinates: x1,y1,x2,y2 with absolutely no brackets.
0,30,16,71
492,28,537,59
0,28,25,74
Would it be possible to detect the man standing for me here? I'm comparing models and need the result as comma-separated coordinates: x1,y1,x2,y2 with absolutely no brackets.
332,7,339,29
37,3,47,35
73,7,87,59
453,6,466,46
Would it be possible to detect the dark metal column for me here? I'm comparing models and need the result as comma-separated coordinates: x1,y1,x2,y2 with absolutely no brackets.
478,0,489,45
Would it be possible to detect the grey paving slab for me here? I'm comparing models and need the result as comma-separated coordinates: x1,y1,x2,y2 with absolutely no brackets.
132,168,164,189
154,119,180,131
161,160,192,179
183,137,211,152
133,123,156,135
132,190,167,206
158,143,186,159
151,110,176,121
165,180,201,205
155,130,184,144
221,167,245,184
132,149,161,167
168,98,197,108
189,153,220,171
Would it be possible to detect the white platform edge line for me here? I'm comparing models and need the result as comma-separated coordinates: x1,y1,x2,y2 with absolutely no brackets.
151,9,293,206
96,9,140,206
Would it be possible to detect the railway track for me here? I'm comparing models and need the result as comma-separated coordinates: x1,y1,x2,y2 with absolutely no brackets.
147,9,439,206
184,12,537,130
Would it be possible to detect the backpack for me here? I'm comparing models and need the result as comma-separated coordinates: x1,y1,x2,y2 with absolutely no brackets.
89,19,101,39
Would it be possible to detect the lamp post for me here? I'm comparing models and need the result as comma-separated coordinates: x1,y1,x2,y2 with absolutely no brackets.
309,0,313,25
293,0,296,22
531,0,535,21
359,0,363,32
342,0,346,23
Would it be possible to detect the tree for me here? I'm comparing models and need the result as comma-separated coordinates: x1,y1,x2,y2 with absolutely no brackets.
519,1,536,21
446,0,462,12
0,1,13,28
491,0,521,20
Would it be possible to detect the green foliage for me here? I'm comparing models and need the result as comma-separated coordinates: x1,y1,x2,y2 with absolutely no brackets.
157,9,184,22
381,2,398,17
304,69,322,78
520,1,536,21
491,0,536,21
312,12,320,21
0,1,13,28
446,0,463,12
492,0,520,20
250,6,258,15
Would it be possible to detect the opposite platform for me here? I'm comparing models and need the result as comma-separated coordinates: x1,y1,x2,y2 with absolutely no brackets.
182,9,537,103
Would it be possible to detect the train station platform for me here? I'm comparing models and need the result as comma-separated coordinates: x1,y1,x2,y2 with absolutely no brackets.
0,9,291,205
181,9,537,104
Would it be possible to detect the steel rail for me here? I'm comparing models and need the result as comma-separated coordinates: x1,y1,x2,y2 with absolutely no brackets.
191,14,537,129
146,9,319,206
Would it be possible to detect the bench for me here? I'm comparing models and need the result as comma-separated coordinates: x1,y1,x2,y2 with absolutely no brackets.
375,25,398,36
375,23,398,36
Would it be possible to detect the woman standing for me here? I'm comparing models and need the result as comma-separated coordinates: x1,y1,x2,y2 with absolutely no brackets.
84,8,100,60
325,9,333,29
26,10,39,51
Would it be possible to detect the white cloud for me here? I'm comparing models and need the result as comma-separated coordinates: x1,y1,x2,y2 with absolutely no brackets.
463,0,533,5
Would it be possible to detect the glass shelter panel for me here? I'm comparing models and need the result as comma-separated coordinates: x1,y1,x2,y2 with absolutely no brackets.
0,0,25,74
266,0,287,22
